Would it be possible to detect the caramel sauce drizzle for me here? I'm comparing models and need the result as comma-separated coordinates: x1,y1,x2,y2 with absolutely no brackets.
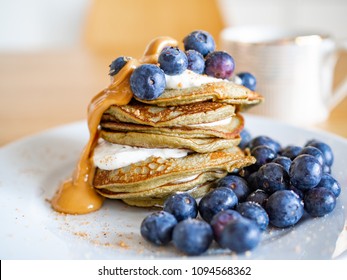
51,37,178,214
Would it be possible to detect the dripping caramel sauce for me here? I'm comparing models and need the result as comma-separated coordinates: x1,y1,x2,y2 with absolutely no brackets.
51,36,178,214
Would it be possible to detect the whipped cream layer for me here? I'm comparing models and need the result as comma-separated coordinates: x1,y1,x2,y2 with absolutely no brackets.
93,140,191,170
187,117,233,128
165,69,229,89
172,174,199,184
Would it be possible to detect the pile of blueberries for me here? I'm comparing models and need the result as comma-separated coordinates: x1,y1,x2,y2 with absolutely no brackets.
109,30,256,100
140,132,341,256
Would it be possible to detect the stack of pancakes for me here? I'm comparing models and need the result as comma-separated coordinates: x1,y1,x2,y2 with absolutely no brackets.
93,81,262,207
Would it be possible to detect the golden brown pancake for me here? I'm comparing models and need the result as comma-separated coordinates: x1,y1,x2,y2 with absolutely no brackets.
102,101,236,127
134,81,263,107
93,146,255,206
97,171,226,197
100,130,241,153
100,113,244,139
120,181,215,207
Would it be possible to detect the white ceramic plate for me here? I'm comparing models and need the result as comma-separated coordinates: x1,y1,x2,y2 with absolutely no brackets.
1,115,346,260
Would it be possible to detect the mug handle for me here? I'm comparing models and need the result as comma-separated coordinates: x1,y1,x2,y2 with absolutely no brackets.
329,40,347,110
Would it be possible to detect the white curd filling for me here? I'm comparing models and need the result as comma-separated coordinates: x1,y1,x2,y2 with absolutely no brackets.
165,69,229,89
171,174,199,184
93,140,191,170
231,75,243,85
187,117,233,128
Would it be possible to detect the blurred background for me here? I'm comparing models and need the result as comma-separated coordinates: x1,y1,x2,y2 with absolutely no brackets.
0,0,347,145
1,0,347,52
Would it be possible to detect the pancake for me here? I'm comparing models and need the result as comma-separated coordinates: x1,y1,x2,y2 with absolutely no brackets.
134,81,263,107
97,171,226,198
102,101,236,127
100,130,241,153
100,113,244,139
93,146,255,197
120,181,215,207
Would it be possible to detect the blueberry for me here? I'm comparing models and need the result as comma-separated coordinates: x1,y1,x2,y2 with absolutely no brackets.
140,211,177,246
236,202,269,231
109,56,132,76
236,72,257,91
272,156,292,173
305,139,334,167
280,145,302,160
323,164,331,174
216,175,251,202
266,190,304,228
185,49,205,74
246,189,269,208
158,46,188,75
240,166,255,180
183,30,215,57
238,129,252,150
199,187,238,223
251,145,277,170
287,185,304,199
257,162,290,194
298,146,325,166
315,173,341,197
219,217,262,253
246,172,259,191
163,193,198,221
204,51,235,79
210,209,242,243
289,155,323,191
249,135,281,154
130,64,166,100
304,187,336,217
172,219,213,256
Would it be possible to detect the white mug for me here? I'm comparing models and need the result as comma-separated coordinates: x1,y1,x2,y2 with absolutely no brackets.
220,25,347,125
